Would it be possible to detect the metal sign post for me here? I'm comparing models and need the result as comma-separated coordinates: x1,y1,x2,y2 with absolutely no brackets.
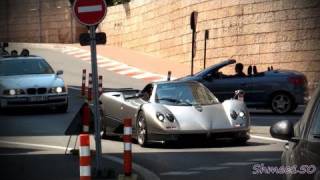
203,29,209,70
72,0,107,175
190,11,198,76
89,25,103,173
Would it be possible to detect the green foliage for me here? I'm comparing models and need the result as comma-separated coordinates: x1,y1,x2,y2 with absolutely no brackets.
106,0,130,6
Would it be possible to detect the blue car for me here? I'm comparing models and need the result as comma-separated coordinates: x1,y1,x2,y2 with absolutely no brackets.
181,59,308,114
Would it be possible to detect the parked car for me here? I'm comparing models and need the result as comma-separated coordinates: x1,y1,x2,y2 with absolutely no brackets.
181,59,308,114
270,84,320,180
0,56,68,112
100,81,251,147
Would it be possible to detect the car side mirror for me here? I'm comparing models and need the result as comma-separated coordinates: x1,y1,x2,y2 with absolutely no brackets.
56,70,63,75
203,73,213,81
270,120,297,142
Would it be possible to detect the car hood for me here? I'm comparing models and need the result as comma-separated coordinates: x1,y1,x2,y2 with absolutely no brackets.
0,74,64,89
162,103,234,130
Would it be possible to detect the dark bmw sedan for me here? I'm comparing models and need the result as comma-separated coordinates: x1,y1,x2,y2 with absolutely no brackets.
270,85,320,180
181,59,308,114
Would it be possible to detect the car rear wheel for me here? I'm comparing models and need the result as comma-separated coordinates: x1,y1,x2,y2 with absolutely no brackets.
136,112,148,147
270,93,294,114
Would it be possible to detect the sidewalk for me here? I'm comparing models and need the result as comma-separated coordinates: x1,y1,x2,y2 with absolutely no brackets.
77,44,190,79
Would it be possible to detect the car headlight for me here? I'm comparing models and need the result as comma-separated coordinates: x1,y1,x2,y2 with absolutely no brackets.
50,87,66,94
9,89,16,96
156,112,165,122
230,110,238,120
3,89,25,96
238,111,245,118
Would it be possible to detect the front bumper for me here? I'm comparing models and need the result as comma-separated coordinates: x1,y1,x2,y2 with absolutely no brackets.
149,127,250,141
0,93,68,108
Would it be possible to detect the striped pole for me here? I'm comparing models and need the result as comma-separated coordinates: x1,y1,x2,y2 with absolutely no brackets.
123,118,132,176
82,103,90,133
98,75,103,96
88,73,92,102
81,69,86,97
79,134,91,180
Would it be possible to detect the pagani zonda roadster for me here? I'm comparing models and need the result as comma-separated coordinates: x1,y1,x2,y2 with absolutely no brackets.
100,81,250,146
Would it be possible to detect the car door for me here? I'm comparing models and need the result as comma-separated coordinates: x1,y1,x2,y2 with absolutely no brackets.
284,88,320,180
201,71,252,102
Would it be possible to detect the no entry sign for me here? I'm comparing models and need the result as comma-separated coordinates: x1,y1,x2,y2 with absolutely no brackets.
73,0,107,26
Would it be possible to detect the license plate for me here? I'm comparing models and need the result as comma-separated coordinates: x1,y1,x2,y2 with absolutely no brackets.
29,96,47,102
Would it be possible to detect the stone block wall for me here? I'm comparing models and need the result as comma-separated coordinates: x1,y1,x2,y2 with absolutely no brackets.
0,0,86,43
101,0,320,91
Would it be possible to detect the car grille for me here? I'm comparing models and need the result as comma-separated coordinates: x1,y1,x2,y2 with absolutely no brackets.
26,88,47,95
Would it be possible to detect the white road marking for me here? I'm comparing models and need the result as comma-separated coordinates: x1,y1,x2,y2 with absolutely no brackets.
219,162,255,166
250,135,287,143
81,57,91,61
189,166,229,171
75,52,90,58
62,47,78,53
78,5,102,13
104,155,160,180
107,64,130,71
100,62,120,67
160,171,200,176
0,140,160,180
117,68,141,75
0,140,72,151
67,49,87,55
131,72,157,79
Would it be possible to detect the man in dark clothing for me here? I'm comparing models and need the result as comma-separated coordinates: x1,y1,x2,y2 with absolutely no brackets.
234,63,246,77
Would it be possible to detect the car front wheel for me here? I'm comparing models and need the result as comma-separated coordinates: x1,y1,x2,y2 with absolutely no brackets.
136,112,149,147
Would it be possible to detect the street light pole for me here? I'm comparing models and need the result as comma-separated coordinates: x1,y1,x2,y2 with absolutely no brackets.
203,30,209,69
190,11,198,76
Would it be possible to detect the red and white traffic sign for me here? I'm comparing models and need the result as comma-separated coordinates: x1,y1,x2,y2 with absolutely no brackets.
73,0,107,26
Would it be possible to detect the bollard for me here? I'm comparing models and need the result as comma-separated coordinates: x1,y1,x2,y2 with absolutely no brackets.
98,75,103,96
123,118,132,176
235,90,245,101
88,73,92,102
82,69,86,97
79,134,91,180
167,71,171,81
82,103,90,133
118,118,137,180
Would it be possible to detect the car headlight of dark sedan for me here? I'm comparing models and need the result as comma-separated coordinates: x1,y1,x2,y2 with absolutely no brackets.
3,89,26,96
156,112,165,122
49,86,66,94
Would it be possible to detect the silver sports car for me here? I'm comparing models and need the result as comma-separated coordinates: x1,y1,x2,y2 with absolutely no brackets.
0,56,68,112
100,81,250,146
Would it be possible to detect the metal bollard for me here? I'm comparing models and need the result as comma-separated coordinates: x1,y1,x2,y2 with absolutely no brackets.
79,134,91,180
81,69,86,97
123,118,132,176
88,73,92,102
98,75,103,96
82,103,90,133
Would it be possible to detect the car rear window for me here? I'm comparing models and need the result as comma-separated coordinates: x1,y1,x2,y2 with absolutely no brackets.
0,58,54,76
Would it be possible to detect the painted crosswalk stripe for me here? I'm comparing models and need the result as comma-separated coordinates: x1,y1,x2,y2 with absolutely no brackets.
108,64,130,71
66,49,87,55
75,52,90,58
117,68,141,75
100,62,120,68
132,72,157,79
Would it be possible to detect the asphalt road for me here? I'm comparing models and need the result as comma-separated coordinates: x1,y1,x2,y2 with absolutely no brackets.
0,46,302,180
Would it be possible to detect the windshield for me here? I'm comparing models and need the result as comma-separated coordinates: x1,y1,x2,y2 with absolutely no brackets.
155,82,219,106
0,58,54,76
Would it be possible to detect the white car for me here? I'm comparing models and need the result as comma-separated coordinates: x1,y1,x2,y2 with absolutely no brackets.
0,56,68,112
